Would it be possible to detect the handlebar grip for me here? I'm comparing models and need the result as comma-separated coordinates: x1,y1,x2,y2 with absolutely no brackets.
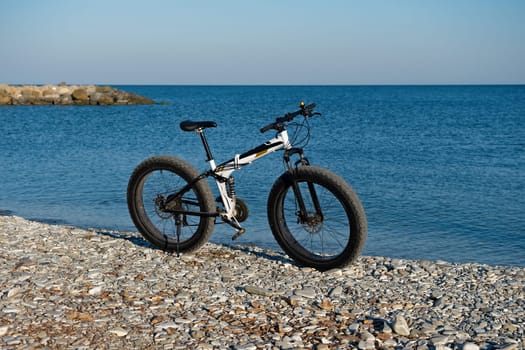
303,103,316,116
305,103,316,110
260,124,274,133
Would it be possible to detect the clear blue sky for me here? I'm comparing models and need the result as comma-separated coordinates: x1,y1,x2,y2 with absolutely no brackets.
1,0,524,85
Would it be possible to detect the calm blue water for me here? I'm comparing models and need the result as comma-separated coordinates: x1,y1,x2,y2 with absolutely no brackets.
1,86,524,266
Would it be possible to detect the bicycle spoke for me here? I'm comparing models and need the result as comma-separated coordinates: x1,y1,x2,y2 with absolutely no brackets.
138,166,206,243
280,178,351,258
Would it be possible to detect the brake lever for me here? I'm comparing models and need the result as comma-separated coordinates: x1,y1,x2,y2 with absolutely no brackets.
305,112,321,118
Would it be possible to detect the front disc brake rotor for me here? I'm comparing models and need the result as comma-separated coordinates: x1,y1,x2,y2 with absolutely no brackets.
301,213,323,234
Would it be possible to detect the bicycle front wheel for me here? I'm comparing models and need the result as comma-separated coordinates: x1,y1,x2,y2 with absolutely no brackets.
127,155,215,253
268,166,367,271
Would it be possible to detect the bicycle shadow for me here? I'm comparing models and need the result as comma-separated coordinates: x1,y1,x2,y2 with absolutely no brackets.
224,244,296,265
95,229,297,266
95,229,155,249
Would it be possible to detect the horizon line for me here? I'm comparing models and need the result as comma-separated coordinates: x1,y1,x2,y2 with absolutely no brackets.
3,82,525,87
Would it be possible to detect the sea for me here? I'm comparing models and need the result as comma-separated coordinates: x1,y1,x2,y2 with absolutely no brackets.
1,85,524,266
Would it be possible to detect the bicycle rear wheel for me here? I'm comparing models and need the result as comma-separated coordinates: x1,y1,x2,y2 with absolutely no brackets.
127,155,215,253
268,166,367,270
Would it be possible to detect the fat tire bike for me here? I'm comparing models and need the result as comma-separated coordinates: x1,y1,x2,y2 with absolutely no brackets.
127,102,367,270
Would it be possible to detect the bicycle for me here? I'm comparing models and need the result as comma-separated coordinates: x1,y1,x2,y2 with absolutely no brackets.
127,102,367,270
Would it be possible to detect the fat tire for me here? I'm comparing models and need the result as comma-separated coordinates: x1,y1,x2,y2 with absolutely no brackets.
127,155,215,253
267,166,367,271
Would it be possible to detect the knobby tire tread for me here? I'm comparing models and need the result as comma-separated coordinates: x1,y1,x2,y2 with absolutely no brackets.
127,155,215,254
267,166,367,271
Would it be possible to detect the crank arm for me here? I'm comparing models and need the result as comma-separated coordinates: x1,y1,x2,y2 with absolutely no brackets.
220,214,246,240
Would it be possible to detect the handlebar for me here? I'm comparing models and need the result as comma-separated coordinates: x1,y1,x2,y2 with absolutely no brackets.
260,102,320,133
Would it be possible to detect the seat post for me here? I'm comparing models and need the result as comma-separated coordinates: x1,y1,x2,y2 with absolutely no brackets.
197,129,214,162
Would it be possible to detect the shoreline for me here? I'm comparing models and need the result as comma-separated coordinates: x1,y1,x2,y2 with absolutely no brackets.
1,215,523,349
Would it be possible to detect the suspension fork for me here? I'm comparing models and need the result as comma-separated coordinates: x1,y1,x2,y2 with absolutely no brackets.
284,148,324,223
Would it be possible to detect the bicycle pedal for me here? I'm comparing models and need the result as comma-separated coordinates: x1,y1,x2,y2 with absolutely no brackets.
231,228,246,241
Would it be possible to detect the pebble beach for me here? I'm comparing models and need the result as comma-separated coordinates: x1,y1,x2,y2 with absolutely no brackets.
0,215,523,350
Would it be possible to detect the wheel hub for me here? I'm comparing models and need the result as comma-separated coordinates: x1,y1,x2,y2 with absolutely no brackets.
299,212,323,234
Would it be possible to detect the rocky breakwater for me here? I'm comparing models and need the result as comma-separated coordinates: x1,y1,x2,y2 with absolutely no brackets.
0,84,154,105
1,216,524,349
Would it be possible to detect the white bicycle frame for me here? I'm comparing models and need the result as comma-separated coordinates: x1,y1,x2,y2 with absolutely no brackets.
165,103,318,239
201,128,292,225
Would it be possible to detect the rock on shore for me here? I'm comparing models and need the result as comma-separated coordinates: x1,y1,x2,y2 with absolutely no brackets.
0,84,155,105
0,215,523,349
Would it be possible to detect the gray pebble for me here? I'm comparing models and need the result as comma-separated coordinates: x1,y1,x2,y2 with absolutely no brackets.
294,287,316,299
328,285,343,298
244,285,273,297
463,343,480,350
393,315,410,336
